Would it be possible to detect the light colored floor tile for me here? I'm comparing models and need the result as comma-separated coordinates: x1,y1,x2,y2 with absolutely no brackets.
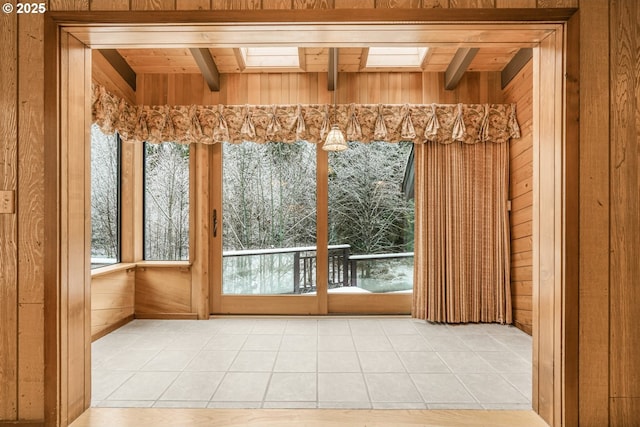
358,351,405,373
349,319,384,336
318,352,361,373
153,400,208,408
128,333,178,350
388,334,433,352
457,373,529,404
211,372,270,402
514,347,533,363
413,322,453,337
284,319,317,335
410,373,476,403
318,335,355,352
100,349,160,371
318,373,369,402
263,401,317,408
353,335,393,352
425,336,472,352
165,334,212,351
501,372,532,399
477,351,531,373
204,334,247,351
492,333,533,349
447,323,491,336
107,371,179,401
273,351,317,372
251,320,287,335
184,350,237,372
458,335,508,352
437,352,496,373
318,319,351,336
179,320,222,334
159,371,224,401
242,334,282,351
484,324,525,336
140,350,198,371
229,351,276,372
398,352,450,373
91,370,135,401
213,319,255,334
364,373,422,402
381,320,420,335
265,372,316,402
94,400,154,408
280,335,317,352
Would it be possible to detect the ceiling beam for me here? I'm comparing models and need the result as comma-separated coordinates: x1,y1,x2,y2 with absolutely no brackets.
298,47,307,72
98,49,136,92
359,48,369,71
190,48,220,92
444,47,479,90
233,48,246,72
501,48,533,89
328,47,337,91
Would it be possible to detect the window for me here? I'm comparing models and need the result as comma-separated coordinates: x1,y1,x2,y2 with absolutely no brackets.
222,141,317,294
328,141,415,293
365,47,429,69
144,142,190,260
90,124,121,268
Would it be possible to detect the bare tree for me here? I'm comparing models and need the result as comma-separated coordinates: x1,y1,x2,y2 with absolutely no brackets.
90,124,119,263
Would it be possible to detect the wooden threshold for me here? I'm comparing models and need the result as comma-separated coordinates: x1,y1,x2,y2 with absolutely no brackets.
69,408,548,427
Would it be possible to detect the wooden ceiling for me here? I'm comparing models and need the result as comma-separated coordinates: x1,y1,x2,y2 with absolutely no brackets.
116,46,520,75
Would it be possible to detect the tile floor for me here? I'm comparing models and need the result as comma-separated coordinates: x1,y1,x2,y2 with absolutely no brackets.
91,317,532,410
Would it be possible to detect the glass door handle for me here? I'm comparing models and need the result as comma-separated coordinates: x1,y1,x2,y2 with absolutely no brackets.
213,209,218,237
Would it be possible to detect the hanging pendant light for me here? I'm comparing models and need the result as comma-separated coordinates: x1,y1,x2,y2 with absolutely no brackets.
322,48,347,152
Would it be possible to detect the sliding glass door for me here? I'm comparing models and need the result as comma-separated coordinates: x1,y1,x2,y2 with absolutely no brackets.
210,140,414,315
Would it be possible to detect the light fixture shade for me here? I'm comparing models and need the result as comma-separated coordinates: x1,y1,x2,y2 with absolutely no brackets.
322,125,348,152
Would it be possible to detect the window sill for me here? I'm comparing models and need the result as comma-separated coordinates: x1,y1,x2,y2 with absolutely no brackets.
91,263,136,278
90,261,191,278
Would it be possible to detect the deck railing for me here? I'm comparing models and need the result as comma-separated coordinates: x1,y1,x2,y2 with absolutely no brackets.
223,245,413,294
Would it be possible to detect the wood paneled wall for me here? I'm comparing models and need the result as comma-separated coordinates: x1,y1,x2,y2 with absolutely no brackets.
137,71,502,106
91,268,135,340
4,1,640,427
503,60,533,335
135,266,193,316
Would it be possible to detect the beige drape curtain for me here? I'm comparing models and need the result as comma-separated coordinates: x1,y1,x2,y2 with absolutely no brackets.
412,140,512,324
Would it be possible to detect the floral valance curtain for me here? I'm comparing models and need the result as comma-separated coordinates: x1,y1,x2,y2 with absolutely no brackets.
92,85,520,145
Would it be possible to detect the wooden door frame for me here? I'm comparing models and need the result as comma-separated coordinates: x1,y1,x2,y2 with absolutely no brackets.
43,9,578,427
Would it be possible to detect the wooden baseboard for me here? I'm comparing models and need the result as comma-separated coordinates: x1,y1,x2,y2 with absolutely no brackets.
91,314,135,342
514,320,533,336
135,313,198,320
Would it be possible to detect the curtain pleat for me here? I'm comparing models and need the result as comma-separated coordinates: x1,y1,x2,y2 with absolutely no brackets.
413,140,512,324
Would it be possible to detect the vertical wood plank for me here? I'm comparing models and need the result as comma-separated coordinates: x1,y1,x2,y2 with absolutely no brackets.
610,0,640,401
0,3,18,421
611,398,640,426
211,0,261,9
376,0,421,7
193,144,210,319
176,0,210,8
496,0,535,7
293,0,333,8
17,10,45,421
536,0,578,7
261,0,292,8
17,303,45,420
422,0,449,6
49,0,89,10
335,0,374,7
17,14,45,305
90,0,131,10
65,34,91,422
450,0,494,7
563,10,580,427
131,0,176,9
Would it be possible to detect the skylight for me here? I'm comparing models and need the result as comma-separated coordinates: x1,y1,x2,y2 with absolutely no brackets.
240,47,300,69
366,47,429,68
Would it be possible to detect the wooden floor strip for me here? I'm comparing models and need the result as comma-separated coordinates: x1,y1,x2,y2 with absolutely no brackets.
70,409,549,427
